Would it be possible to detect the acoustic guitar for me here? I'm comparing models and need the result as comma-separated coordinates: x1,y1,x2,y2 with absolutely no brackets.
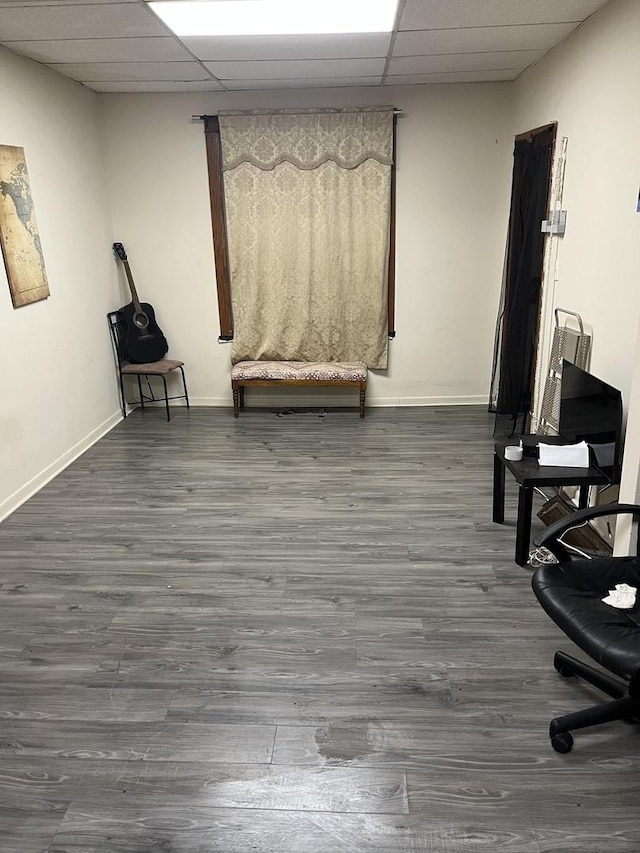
113,242,168,364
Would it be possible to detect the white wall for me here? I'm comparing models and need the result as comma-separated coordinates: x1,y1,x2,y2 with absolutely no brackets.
512,0,640,404
511,0,640,513
0,47,121,520
99,84,514,408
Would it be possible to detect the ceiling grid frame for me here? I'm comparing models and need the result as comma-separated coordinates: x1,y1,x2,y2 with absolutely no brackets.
0,0,612,92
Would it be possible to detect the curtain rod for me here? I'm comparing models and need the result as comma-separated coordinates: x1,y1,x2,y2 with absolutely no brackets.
192,108,402,120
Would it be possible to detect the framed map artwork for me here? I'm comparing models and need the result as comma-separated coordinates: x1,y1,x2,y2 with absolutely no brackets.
0,145,49,308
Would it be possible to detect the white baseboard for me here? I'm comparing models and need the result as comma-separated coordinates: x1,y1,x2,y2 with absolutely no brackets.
174,397,230,407
187,395,489,408
0,410,123,523
372,395,489,407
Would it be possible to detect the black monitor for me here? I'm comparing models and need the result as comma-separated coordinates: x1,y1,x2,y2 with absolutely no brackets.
559,361,623,481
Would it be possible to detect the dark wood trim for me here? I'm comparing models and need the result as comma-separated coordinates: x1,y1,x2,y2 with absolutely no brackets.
204,116,233,340
503,122,557,325
499,121,557,430
528,122,557,430
387,114,397,338
515,122,556,143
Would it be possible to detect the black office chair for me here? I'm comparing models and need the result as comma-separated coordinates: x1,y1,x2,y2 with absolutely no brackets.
107,311,189,422
532,504,640,753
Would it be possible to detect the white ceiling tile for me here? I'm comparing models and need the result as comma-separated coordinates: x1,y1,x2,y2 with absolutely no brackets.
183,32,390,61
49,61,212,82
399,0,610,29
393,22,578,56
6,37,192,64
389,49,544,75
204,58,385,80
0,0,612,92
385,69,520,85
223,77,382,90
88,80,226,92
0,4,166,41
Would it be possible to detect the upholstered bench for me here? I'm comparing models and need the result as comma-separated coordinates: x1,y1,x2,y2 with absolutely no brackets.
231,361,367,418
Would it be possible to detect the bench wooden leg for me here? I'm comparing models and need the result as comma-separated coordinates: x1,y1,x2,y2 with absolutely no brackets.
231,372,367,418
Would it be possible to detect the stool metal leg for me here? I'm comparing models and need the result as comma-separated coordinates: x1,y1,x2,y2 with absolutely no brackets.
118,370,127,418
161,375,170,421
179,366,190,409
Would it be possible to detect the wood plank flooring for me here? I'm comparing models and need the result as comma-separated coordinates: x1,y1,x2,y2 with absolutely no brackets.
0,405,638,852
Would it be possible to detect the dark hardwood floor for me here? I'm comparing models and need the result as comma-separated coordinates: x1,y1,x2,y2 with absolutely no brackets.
0,405,638,852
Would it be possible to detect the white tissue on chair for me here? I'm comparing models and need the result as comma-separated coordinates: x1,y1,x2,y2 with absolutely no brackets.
601,583,637,609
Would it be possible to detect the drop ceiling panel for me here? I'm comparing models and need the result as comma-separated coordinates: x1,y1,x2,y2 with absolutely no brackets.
6,37,193,63
385,69,520,85
89,79,225,91
183,32,390,61
223,77,383,90
389,49,545,75
393,22,578,56
0,4,166,40
0,0,612,91
399,0,610,30
204,58,385,80
0,0,136,4
50,60,211,81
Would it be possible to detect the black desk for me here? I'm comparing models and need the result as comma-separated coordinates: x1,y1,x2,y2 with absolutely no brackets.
493,438,610,566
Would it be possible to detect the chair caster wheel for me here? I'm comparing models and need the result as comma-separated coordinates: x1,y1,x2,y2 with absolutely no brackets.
551,732,574,754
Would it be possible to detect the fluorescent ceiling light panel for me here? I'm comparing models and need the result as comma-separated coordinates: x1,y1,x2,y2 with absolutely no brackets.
148,0,398,37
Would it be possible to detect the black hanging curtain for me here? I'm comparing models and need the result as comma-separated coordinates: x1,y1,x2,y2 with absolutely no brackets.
490,124,555,436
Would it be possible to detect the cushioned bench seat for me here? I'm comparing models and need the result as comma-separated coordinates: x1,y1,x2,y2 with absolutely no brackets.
231,360,367,418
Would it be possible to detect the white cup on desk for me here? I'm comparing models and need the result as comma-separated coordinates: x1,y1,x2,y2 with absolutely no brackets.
504,445,523,462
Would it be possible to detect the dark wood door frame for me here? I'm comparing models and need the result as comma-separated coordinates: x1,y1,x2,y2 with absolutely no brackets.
497,121,557,431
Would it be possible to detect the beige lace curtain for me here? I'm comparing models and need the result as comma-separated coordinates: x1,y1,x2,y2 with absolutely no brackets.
218,107,394,368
